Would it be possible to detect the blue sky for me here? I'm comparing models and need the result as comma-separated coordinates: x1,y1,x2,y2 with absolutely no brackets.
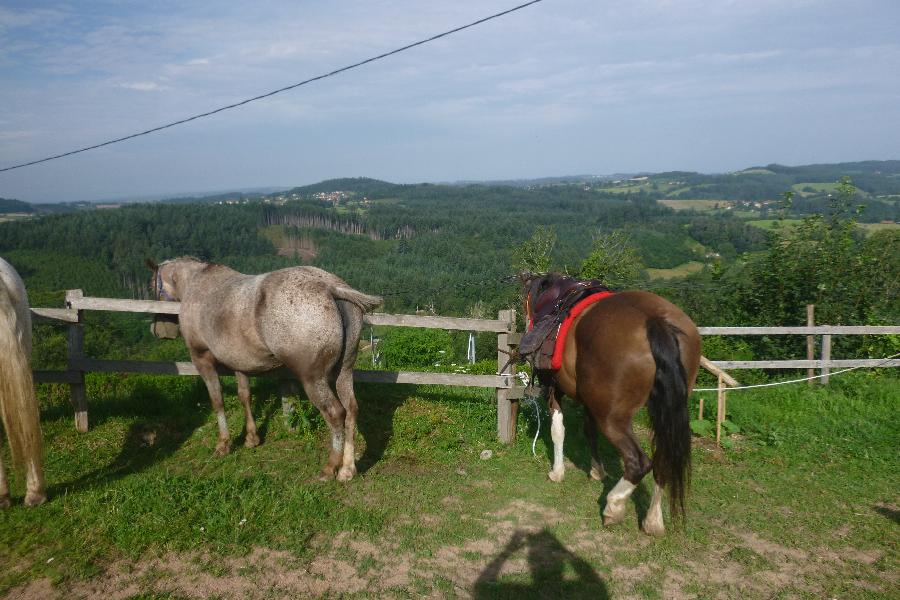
1,0,899,202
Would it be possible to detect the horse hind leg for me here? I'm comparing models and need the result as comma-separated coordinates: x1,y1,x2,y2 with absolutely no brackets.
299,375,347,481
642,481,666,537
235,372,260,448
333,300,363,482
600,416,652,527
334,366,358,482
583,411,607,481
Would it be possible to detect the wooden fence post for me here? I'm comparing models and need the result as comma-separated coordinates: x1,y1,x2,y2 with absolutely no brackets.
821,334,832,385
496,309,517,443
806,304,815,387
715,373,726,445
65,290,89,433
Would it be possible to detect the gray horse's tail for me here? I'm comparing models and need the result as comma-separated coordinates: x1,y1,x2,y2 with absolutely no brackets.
0,293,43,473
331,286,382,312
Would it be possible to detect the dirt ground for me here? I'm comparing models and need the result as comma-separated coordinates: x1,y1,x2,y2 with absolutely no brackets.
6,496,892,599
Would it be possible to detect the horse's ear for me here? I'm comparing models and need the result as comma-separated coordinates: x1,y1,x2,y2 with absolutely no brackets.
146,259,158,271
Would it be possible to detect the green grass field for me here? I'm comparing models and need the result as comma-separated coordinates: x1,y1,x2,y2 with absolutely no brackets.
658,199,733,212
791,182,841,197
857,222,900,236
646,261,706,280
0,372,897,598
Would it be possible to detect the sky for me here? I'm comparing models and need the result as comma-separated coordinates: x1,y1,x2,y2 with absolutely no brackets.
1,0,899,203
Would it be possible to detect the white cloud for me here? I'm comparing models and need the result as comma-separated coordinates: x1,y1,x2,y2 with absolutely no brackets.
117,81,164,92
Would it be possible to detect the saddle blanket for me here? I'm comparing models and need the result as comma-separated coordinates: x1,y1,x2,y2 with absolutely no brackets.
549,291,615,370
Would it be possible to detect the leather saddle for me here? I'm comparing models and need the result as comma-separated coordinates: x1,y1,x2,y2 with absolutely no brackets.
520,277,610,375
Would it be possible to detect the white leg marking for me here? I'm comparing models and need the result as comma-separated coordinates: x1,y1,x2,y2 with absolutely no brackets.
217,412,229,436
548,410,565,482
332,431,345,452
24,461,46,506
603,477,637,525
337,433,356,482
642,481,666,537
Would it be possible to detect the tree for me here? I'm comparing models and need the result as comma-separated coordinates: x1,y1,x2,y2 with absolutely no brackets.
511,226,556,274
579,230,645,287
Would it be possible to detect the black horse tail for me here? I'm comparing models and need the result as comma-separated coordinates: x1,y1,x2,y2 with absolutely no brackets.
645,316,692,521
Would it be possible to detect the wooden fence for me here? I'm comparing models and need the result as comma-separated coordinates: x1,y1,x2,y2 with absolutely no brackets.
30,291,899,444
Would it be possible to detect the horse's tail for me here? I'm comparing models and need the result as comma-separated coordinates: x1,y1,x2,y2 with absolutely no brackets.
0,294,43,473
330,285,380,377
330,285,382,313
645,316,691,521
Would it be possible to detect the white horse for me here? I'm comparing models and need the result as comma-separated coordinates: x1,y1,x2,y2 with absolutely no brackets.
149,258,381,481
0,257,46,507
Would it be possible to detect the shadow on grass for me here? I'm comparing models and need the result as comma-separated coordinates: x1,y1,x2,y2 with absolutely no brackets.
45,376,214,498
874,503,900,525
473,528,609,599
355,383,407,475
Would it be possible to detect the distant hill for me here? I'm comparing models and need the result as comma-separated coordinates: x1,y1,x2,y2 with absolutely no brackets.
0,197,34,213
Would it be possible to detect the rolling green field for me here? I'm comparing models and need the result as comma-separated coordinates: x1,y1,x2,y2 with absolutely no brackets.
658,199,734,212
0,372,897,598
646,261,706,280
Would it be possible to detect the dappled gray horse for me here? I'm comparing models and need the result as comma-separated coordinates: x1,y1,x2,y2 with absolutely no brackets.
148,258,381,481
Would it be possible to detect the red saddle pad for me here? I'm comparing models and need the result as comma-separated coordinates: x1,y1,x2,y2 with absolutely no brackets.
551,291,615,370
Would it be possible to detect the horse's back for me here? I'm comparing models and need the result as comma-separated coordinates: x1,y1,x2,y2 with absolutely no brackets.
561,290,700,399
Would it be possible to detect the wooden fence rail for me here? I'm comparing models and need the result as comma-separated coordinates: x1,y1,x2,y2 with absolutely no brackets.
29,292,899,443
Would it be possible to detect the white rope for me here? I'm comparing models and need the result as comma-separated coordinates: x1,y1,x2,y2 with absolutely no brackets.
694,351,900,392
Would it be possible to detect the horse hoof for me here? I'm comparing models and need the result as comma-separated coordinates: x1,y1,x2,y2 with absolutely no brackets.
548,470,564,483
337,466,355,482
24,492,47,507
641,521,666,537
602,507,625,527
589,467,604,481
0,495,10,509
214,442,230,457
244,433,260,449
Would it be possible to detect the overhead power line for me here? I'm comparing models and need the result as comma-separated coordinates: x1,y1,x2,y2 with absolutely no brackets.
0,0,546,174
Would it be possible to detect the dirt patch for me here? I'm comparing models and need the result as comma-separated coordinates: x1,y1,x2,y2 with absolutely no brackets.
4,502,893,599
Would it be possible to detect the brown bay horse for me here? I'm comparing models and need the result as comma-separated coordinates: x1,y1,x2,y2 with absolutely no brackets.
521,273,700,535
149,258,381,481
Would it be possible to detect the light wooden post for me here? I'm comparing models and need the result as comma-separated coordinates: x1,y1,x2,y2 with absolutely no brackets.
806,304,815,387
65,290,89,433
821,334,832,385
496,309,517,443
279,380,299,430
715,374,726,445
698,394,704,420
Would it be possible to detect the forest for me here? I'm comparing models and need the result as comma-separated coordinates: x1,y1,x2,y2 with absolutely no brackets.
0,164,897,374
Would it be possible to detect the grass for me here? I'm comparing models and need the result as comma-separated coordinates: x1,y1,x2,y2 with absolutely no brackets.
0,372,897,598
858,222,900,235
646,261,706,280
658,199,734,212
746,218,803,230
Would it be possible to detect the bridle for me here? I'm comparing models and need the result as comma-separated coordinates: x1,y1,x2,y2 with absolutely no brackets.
154,268,177,302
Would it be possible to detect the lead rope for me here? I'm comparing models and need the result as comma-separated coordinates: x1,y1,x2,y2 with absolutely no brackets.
516,372,544,459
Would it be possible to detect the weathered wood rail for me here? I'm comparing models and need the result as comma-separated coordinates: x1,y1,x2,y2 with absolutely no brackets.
29,292,899,444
